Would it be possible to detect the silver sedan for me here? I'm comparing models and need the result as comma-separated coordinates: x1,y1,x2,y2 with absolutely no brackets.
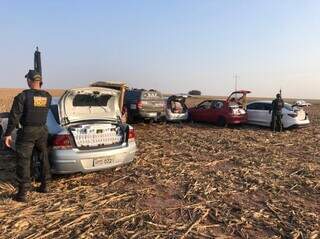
1,87,137,174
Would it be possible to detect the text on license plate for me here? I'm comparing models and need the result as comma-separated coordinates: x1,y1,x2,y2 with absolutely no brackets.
94,157,114,167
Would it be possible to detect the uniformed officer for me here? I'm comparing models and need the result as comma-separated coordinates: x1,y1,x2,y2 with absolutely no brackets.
270,93,284,132
3,70,52,202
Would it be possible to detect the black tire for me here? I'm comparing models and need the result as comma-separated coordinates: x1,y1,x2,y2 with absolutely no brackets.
159,115,166,123
217,117,227,127
127,112,135,124
0,126,3,150
188,114,195,123
31,149,41,182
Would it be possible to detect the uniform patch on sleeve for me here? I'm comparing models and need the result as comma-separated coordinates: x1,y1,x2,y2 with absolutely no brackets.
33,96,48,107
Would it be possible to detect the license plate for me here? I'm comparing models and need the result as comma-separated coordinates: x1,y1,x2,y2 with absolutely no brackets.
93,157,114,167
148,113,157,117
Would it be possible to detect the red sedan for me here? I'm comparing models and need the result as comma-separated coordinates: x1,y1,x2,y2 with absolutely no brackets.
188,90,251,126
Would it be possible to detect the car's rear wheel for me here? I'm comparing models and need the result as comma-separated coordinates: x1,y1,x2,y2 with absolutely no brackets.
217,117,227,127
0,126,3,149
31,149,41,182
188,114,195,123
127,112,135,124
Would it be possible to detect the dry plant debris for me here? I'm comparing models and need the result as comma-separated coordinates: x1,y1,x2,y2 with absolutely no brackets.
0,96,319,238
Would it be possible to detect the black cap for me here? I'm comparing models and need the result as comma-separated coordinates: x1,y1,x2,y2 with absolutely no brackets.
25,70,42,81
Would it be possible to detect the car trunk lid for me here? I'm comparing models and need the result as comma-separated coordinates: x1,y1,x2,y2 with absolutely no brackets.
59,87,121,125
226,90,251,109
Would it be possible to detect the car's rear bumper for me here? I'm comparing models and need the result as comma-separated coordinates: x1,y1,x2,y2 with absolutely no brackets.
285,118,310,128
137,111,165,119
227,115,247,124
165,111,188,121
51,142,137,174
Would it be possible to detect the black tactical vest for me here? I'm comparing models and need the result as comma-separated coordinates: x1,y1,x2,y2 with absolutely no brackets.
276,99,284,112
21,89,51,126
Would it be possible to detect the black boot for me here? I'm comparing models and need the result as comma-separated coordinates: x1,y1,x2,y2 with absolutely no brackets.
13,185,28,202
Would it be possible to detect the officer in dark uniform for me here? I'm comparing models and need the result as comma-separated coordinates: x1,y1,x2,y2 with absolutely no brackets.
3,70,52,202
270,93,284,132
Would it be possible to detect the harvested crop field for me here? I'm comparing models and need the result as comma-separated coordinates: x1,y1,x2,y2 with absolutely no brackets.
0,91,319,238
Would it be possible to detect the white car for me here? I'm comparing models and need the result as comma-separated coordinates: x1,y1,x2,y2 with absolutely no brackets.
0,87,137,174
246,101,310,129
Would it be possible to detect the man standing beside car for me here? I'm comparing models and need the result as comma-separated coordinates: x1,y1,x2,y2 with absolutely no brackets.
3,70,52,202
270,93,284,132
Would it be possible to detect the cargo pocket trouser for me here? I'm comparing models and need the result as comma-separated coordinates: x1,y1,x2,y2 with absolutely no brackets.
15,126,51,189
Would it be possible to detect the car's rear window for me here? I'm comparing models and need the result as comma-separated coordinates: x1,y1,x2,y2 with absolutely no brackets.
73,94,112,107
142,91,161,99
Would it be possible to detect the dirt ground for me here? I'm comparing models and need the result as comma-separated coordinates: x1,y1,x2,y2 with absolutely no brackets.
0,90,319,238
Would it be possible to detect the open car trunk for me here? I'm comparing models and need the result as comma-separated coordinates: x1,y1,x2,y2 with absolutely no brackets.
68,122,125,150
289,103,309,121
166,95,188,114
59,87,125,149
59,87,121,124
226,90,251,109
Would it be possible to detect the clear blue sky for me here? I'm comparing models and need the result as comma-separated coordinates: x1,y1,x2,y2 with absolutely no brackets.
0,0,319,99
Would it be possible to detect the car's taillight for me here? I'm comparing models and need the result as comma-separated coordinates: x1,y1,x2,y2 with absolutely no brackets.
128,128,135,141
52,134,73,149
288,113,297,118
136,100,143,109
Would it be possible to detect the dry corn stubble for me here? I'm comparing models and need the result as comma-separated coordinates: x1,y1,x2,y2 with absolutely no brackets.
0,91,319,238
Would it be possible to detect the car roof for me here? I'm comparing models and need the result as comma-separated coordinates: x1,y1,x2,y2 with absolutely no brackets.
51,97,60,105
198,100,214,104
248,100,272,104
